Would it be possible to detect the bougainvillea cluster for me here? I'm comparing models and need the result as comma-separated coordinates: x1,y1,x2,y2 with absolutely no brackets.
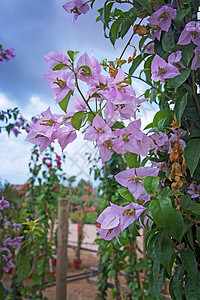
25,1,200,297
0,196,22,273
0,45,15,64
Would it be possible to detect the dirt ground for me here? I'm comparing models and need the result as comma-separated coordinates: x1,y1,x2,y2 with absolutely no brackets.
2,223,171,300
2,248,114,300
2,248,171,300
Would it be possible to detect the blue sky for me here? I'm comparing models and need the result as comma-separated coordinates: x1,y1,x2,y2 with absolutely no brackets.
0,0,157,185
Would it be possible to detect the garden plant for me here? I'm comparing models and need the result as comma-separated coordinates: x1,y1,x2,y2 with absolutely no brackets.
1,0,200,299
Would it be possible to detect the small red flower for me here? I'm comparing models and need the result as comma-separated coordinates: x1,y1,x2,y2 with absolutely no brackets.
53,186,58,192
46,163,52,168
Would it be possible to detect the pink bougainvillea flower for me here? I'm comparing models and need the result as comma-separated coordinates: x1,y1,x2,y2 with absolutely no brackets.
84,114,112,144
97,138,115,163
187,183,200,198
44,51,69,69
150,26,162,41
13,223,21,231
148,6,176,33
120,202,146,231
11,127,21,137
191,46,200,69
178,21,200,46
55,125,77,151
97,203,122,242
115,119,155,156
113,119,155,156
167,130,186,153
63,0,89,23
115,167,159,199
25,107,65,153
150,131,169,150
113,120,143,154
105,68,137,103
3,237,23,249
67,94,87,115
151,54,180,82
76,51,101,85
144,41,155,54
0,196,10,210
97,202,145,242
168,51,185,68
41,70,75,104
5,48,15,58
104,94,145,126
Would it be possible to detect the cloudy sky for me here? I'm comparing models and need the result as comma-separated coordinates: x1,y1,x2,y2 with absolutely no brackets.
0,0,157,185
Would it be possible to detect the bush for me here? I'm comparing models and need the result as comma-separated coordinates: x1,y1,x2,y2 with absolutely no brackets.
69,211,97,224
70,195,84,206
88,195,102,213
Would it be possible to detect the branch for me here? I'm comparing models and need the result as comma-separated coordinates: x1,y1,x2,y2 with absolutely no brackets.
119,13,147,61
130,74,173,101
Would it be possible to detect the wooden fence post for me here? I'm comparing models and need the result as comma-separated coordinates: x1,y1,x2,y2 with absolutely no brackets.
56,198,69,300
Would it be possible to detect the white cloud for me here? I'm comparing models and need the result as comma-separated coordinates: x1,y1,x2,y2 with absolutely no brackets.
0,132,32,184
0,92,18,110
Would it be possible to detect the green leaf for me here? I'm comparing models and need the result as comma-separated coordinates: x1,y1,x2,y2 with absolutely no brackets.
182,45,195,66
180,248,197,281
174,8,191,26
103,2,114,27
87,112,95,123
119,19,131,38
166,209,184,241
185,272,200,300
167,190,184,197
58,90,73,113
144,55,154,82
67,50,79,62
181,194,192,210
78,65,92,77
162,27,175,52
134,0,152,13
121,7,137,25
174,93,188,124
184,138,200,177
171,69,191,91
150,196,174,228
155,235,173,273
110,19,121,39
118,187,135,202
52,63,68,70
143,176,159,195
186,228,195,251
108,269,115,278
149,260,165,298
129,54,144,76
102,251,110,264
154,39,165,57
71,111,86,130
16,254,31,284
172,265,185,300
0,282,6,300
187,202,200,215
124,152,140,168
144,228,158,252
157,110,173,131
196,227,200,245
